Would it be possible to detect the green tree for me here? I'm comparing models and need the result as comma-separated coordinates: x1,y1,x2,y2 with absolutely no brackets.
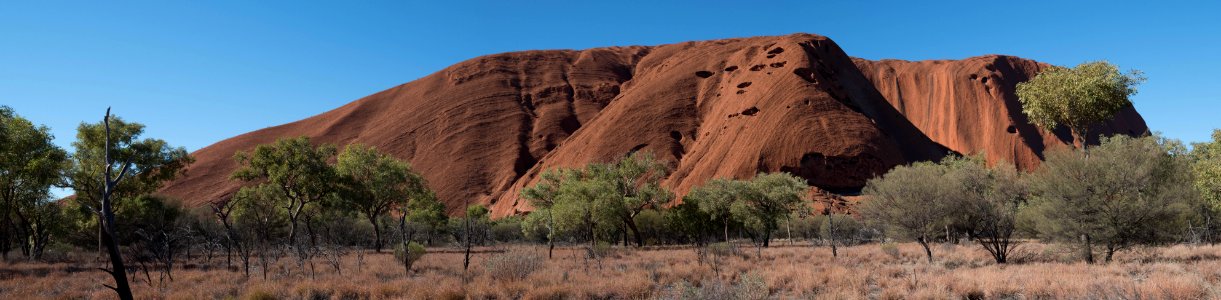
453,204,491,247
335,144,428,252
1016,61,1145,149
663,198,714,246
1190,130,1221,242
67,109,191,300
586,152,673,247
730,172,809,255
1026,135,1194,263
689,178,745,243
230,184,289,278
551,171,618,250
521,169,567,258
859,162,954,262
942,156,1027,264
22,199,66,260
231,136,337,244
0,106,68,260
403,192,447,245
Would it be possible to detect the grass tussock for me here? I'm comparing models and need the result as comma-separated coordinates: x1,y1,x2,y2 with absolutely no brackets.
1,242,1221,299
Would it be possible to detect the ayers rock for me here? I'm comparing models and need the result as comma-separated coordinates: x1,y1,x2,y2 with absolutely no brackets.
159,33,1147,216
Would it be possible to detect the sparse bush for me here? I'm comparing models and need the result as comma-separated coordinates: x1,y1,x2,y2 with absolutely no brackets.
483,247,545,281
1027,135,1196,263
708,242,735,257
587,241,617,259
393,242,426,274
656,272,768,300
490,216,525,243
880,242,900,260
243,288,279,300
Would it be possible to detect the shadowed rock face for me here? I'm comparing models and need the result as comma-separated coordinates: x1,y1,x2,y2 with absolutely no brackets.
158,33,1148,216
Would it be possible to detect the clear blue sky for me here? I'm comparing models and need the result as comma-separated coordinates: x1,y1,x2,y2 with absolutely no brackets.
3,0,1219,153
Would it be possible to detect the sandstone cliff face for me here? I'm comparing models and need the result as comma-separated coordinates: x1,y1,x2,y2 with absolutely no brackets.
853,56,1147,171
159,34,1148,216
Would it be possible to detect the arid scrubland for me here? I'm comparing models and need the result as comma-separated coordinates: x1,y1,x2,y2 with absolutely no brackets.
3,242,1221,299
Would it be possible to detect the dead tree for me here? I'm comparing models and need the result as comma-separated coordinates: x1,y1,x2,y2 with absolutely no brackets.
98,107,134,300
463,198,471,271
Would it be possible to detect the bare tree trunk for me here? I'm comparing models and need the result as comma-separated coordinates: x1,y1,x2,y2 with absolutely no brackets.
625,218,643,247
399,214,409,275
918,236,933,263
827,211,838,258
1082,233,1095,264
100,108,134,300
546,208,554,259
724,219,730,243
786,219,792,246
462,199,471,272
369,215,383,253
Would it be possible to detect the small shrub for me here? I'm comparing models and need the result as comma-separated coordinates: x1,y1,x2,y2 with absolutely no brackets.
734,272,769,300
587,241,617,259
243,289,278,300
881,242,900,260
709,242,736,257
656,272,769,300
484,248,545,281
393,242,427,272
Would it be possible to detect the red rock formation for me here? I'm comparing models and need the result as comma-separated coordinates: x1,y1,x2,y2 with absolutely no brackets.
853,56,1147,170
158,34,1148,217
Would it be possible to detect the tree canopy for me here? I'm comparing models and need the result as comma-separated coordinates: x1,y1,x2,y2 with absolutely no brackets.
231,136,337,243
1191,130,1221,210
1026,135,1195,263
1016,61,1145,148
335,144,428,252
0,106,69,259
68,115,192,212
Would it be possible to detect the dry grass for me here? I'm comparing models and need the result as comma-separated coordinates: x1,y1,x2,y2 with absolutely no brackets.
2,242,1221,299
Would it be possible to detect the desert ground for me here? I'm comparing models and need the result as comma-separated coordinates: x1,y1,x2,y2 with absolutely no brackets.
2,242,1219,299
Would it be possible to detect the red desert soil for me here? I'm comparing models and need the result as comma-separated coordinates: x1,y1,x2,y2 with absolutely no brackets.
158,33,1147,216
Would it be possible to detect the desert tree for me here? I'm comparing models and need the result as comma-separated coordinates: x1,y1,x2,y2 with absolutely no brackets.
1189,129,1221,243
0,106,68,261
335,143,427,252
22,198,66,260
663,197,715,247
403,192,447,246
1026,135,1195,263
689,178,745,243
812,190,853,258
859,162,954,263
231,136,337,245
64,108,191,300
551,170,618,251
586,152,673,247
125,195,190,286
942,156,1027,264
730,172,809,256
1016,61,1145,149
208,197,241,269
521,169,567,258
468,204,491,245
230,184,289,278
452,204,492,248
489,215,525,243
819,213,862,257
538,152,672,250
395,191,439,275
